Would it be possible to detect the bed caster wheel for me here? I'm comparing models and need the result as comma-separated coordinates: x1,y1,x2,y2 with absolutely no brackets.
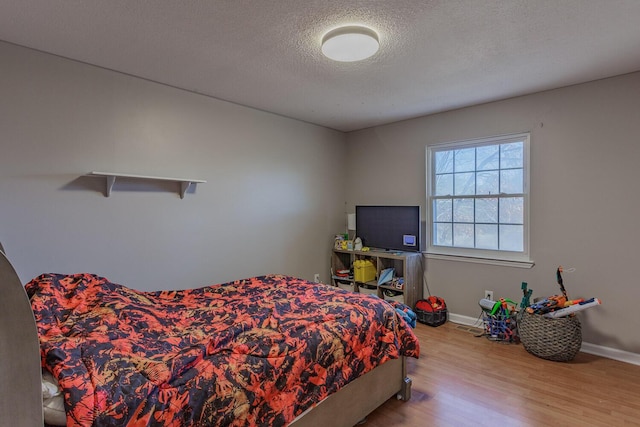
397,377,412,401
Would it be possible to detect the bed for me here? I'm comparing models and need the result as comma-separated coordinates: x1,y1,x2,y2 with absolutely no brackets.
0,248,418,427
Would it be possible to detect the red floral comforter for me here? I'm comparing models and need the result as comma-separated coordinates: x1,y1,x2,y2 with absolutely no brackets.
27,273,419,427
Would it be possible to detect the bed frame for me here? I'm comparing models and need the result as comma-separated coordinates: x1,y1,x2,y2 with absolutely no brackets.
0,248,411,427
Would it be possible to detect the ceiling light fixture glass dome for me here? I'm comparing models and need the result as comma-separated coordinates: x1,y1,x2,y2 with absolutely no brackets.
321,26,379,62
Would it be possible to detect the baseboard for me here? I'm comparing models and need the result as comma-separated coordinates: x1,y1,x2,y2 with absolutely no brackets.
448,313,482,327
448,313,640,366
579,342,640,366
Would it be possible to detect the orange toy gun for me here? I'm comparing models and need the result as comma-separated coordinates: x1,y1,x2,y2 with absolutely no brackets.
563,298,584,307
549,295,566,308
544,297,601,318
526,295,566,314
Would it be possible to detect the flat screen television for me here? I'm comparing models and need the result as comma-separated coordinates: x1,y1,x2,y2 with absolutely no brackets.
355,205,421,252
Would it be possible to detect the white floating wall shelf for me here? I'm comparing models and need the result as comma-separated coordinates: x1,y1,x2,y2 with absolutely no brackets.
87,172,206,199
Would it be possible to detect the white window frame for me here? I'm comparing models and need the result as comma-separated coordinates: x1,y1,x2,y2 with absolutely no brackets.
426,132,533,268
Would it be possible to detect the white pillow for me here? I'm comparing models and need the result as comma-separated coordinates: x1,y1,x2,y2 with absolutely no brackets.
42,371,66,426
42,371,60,399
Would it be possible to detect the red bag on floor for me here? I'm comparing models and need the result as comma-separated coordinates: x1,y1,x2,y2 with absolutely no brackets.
415,296,448,327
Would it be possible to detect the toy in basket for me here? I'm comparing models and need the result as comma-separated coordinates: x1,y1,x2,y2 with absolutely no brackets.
415,296,447,327
479,297,519,343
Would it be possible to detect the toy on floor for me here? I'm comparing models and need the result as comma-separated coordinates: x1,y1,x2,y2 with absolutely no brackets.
478,297,519,343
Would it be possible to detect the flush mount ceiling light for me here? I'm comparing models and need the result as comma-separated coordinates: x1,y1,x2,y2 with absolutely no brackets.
321,26,379,62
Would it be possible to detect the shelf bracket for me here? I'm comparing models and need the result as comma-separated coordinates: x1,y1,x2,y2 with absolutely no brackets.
105,175,116,197
180,181,191,199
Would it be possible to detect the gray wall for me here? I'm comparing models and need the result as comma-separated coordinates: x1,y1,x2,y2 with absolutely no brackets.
3,39,639,355
346,72,640,353
0,41,347,289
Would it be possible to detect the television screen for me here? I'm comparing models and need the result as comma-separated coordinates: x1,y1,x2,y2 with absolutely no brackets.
355,205,421,252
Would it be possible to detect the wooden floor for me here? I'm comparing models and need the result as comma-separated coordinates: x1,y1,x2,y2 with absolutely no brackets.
362,321,640,427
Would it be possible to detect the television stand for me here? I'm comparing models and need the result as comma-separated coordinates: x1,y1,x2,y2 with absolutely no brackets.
330,249,423,309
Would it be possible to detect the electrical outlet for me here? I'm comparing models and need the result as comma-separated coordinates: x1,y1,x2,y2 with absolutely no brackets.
313,273,320,283
485,290,494,301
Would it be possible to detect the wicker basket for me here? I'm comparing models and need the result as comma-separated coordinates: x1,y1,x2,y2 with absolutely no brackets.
518,311,582,362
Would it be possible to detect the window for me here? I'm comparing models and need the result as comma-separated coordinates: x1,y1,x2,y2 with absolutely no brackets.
426,133,531,265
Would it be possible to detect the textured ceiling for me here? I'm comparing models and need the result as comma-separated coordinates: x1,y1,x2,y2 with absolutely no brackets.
1,0,640,132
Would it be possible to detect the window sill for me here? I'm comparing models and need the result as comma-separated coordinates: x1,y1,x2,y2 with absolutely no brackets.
425,253,535,269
